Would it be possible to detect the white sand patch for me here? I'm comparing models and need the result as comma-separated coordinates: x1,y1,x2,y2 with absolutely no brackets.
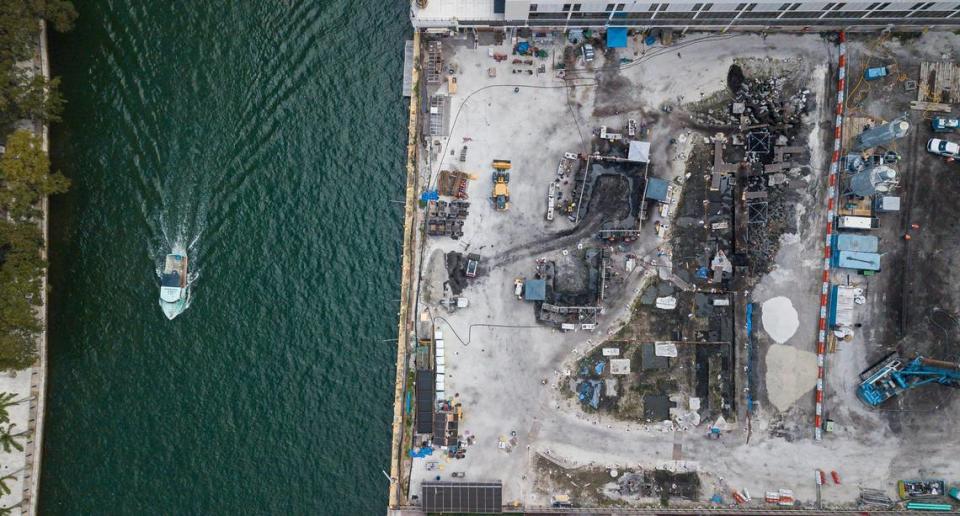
765,344,819,411
761,296,800,343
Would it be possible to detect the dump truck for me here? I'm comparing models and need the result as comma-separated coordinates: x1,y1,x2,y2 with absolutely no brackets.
492,170,510,211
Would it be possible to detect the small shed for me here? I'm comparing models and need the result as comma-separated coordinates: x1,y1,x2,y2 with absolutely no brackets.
607,27,628,49
610,358,631,375
876,196,900,212
645,177,670,203
834,233,879,253
524,279,546,301
829,285,857,327
628,140,651,162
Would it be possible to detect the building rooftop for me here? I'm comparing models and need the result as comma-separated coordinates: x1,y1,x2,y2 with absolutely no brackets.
834,233,879,254
524,279,546,301
645,177,670,203
412,0,500,26
835,250,881,271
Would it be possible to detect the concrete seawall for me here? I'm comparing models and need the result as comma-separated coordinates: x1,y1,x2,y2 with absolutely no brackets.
19,18,51,516
388,29,421,510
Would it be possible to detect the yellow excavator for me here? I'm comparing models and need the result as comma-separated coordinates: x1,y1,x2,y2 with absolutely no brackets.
492,171,510,211
492,159,511,211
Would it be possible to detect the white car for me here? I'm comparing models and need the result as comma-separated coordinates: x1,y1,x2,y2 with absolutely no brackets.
582,44,595,63
927,138,960,158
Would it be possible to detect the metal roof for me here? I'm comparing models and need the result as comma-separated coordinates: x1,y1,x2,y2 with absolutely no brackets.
628,140,651,162
834,233,879,253
835,251,881,271
422,481,502,514
645,177,670,202
524,279,546,301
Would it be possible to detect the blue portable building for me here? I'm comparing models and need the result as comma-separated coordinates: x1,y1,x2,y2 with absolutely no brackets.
833,233,879,253
834,250,881,272
607,27,628,49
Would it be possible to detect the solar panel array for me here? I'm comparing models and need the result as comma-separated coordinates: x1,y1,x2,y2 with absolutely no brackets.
421,481,502,514
415,370,434,434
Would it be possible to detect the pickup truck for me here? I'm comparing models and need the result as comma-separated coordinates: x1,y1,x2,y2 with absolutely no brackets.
932,117,960,133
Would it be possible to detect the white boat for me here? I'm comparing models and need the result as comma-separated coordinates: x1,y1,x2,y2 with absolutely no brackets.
159,252,189,320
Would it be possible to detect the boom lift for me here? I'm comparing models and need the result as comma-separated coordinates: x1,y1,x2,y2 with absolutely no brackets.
857,352,960,406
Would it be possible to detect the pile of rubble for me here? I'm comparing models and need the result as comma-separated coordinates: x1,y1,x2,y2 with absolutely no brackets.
694,64,812,130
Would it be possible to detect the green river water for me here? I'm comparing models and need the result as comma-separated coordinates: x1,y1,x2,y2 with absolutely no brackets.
42,2,408,513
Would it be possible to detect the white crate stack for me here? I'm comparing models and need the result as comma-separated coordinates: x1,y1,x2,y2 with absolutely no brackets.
435,329,445,400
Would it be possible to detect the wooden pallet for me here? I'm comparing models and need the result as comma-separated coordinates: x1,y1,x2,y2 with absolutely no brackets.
917,61,960,104
909,100,952,113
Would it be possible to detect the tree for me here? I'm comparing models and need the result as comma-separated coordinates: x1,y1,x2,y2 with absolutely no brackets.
0,129,69,220
0,1,76,129
0,392,20,425
42,0,78,33
0,469,20,496
0,218,45,370
0,423,27,453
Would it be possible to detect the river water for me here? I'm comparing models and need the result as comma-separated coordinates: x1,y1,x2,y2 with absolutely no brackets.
42,2,407,513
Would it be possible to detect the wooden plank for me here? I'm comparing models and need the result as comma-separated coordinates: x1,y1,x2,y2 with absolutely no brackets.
910,100,952,113
917,61,960,104
842,116,871,152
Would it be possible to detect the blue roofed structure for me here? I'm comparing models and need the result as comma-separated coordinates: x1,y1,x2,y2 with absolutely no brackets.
645,177,670,202
834,251,881,271
834,233,879,253
607,27,628,49
524,279,546,301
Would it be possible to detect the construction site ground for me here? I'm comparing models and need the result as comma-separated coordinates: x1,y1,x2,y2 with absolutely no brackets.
404,31,960,510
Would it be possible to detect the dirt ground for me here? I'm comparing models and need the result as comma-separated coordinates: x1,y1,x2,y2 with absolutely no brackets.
403,30,960,511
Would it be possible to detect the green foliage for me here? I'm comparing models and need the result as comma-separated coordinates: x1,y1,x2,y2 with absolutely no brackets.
0,129,69,220
0,2,74,370
0,130,70,369
0,477,10,496
0,392,19,424
0,423,26,453
0,0,76,129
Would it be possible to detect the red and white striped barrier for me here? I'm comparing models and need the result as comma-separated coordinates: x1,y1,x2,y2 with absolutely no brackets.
814,32,846,441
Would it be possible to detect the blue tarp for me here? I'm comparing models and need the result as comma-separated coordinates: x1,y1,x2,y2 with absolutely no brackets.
607,27,628,49
517,41,530,54
420,190,439,202
594,361,605,375
577,380,602,409
409,447,434,458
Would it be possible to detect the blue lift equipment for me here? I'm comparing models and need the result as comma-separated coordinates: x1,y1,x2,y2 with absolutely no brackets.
857,353,960,407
